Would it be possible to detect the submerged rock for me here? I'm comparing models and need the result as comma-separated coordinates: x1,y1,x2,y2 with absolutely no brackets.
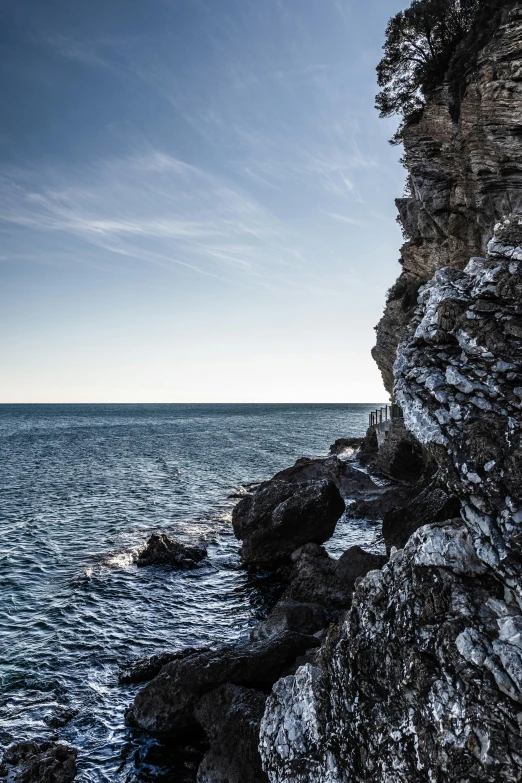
0,741,77,783
136,533,207,569
42,707,78,729
195,684,268,783
232,479,345,567
130,632,319,734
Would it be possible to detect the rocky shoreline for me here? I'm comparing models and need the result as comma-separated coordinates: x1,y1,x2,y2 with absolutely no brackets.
115,421,460,783
122,446,404,783
0,438,408,783
3,3,522,781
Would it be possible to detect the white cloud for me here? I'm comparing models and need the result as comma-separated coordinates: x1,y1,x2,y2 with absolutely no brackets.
0,150,326,291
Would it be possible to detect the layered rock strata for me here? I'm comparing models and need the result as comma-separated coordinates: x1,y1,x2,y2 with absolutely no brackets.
373,4,522,394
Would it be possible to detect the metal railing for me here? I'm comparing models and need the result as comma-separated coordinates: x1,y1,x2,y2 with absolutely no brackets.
369,404,403,427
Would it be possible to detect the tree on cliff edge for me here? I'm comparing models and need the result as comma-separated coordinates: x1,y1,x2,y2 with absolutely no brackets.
376,0,506,142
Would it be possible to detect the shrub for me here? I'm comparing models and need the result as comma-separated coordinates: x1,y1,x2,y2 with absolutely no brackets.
376,0,510,143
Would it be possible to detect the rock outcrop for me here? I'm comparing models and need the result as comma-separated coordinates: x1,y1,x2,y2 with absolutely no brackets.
232,479,345,567
258,456,376,495
382,478,460,551
258,5,522,776
373,5,522,395
250,600,327,642
119,647,211,685
259,217,522,782
195,684,269,783
280,543,387,620
0,741,77,783
328,437,363,456
130,632,319,734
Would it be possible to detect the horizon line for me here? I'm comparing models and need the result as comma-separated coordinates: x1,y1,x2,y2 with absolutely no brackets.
0,400,389,406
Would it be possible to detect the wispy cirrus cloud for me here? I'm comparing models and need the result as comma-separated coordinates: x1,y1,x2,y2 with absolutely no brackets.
0,149,319,289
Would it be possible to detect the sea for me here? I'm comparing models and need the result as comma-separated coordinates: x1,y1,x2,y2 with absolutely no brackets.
0,403,384,782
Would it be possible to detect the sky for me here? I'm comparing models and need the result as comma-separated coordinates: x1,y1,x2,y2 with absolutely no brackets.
0,0,407,403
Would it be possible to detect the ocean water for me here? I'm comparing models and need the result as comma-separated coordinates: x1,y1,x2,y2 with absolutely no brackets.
0,403,383,781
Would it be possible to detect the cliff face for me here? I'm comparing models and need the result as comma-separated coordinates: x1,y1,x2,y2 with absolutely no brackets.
260,217,522,783
373,4,522,393
259,6,522,782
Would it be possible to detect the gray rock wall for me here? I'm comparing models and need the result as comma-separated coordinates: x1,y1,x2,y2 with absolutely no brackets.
259,216,522,783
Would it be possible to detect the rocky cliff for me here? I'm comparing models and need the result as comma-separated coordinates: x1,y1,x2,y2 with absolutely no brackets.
373,4,522,394
259,5,522,782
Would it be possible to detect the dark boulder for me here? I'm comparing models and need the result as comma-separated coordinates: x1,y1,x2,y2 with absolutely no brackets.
130,632,320,734
283,543,387,618
0,741,77,783
119,647,211,685
194,684,268,783
250,600,327,642
329,437,363,456
136,533,207,569
373,423,426,484
232,479,345,567
262,456,376,495
359,421,429,485
382,481,461,552
350,485,412,521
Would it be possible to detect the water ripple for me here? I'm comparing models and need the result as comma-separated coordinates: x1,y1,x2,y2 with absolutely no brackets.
0,403,382,781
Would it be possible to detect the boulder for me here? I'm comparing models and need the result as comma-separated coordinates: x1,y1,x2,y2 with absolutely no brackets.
232,479,345,567
250,600,327,642
382,480,461,552
136,533,207,569
0,741,77,783
119,646,210,685
262,456,376,494
358,422,428,485
195,684,268,783
130,632,320,734
283,544,387,618
373,422,427,484
350,484,412,521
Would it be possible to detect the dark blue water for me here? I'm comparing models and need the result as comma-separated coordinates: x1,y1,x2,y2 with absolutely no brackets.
0,403,382,781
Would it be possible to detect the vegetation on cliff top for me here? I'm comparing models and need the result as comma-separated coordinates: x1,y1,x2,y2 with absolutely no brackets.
376,0,511,143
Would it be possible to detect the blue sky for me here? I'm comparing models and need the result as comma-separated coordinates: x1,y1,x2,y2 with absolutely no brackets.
1,0,406,403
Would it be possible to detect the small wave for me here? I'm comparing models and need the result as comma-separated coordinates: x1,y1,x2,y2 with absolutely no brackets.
103,550,137,569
